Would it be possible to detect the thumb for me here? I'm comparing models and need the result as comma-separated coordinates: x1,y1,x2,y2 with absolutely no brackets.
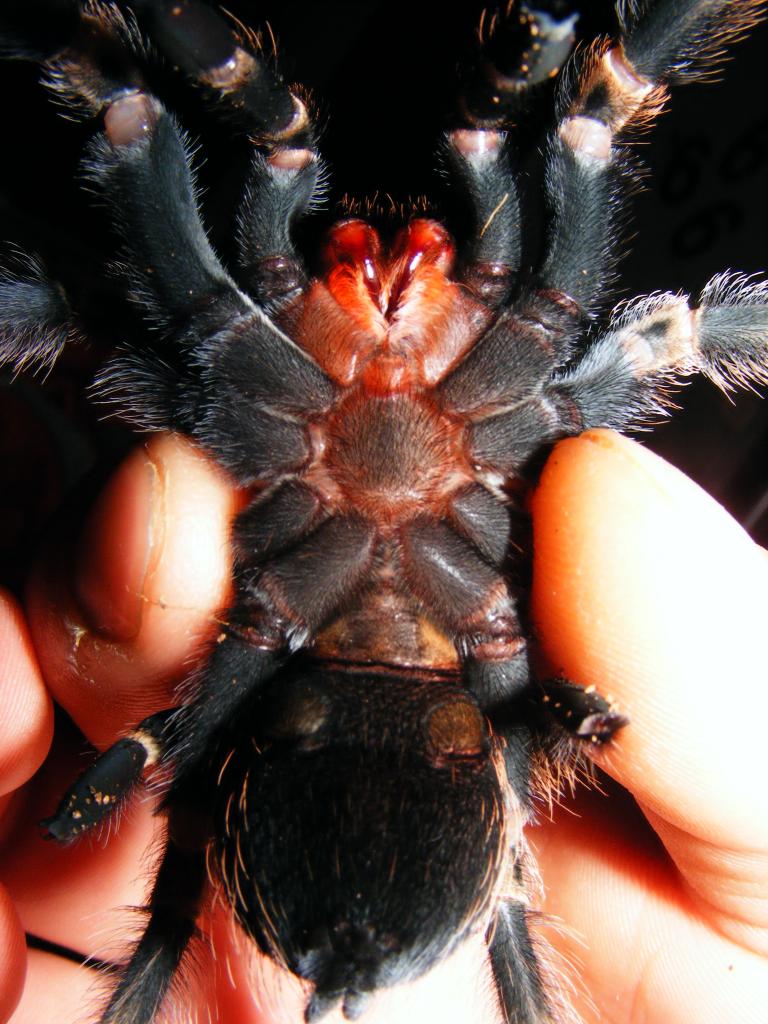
531,428,768,950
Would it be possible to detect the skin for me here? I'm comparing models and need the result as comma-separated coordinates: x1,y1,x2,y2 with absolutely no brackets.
0,428,767,1023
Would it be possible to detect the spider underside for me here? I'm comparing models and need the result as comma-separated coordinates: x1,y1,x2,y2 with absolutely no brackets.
2,1,768,1022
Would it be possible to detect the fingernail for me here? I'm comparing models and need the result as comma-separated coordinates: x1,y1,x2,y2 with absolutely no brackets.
73,450,160,640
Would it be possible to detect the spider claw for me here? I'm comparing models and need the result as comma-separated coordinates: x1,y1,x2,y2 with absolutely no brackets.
539,678,629,744
576,710,630,744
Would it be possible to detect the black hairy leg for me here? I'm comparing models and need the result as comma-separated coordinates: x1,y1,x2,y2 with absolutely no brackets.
487,903,551,1024
0,1,767,1023
41,709,172,841
95,829,208,1024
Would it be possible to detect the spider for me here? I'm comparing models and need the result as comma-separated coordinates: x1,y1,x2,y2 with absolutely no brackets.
1,1,767,1023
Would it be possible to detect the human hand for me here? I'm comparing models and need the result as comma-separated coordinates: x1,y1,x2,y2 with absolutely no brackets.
1,429,767,1022
530,428,768,1024
0,433,497,1024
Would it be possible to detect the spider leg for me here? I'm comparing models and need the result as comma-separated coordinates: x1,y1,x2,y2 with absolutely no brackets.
111,0,323,306
443,3,580,307
91,111,237,327
240,516,378,651
401,5,575,315
96,823,208,1024
436,279,583,481
483,682,628,1023
42,628,285,842
120,0,310,144
480,717,558,1024
165,629,282,780
164,515,376,784
438,289,581,423
443,128,522,309
236,144,323,306
233,479,324,563
0,257,78,374
84,71,335,481
460,3,579,128
398,517,628,746
397,517,531,709
41,628,287,850
0,7,240,344
479,670,628,1020
538,0,766,316
41,709,172,842
537,678,628,745
443,4,611,317
73,18,335,480
460,275,768,474
547,274,768,434
487,901,552,1024
1,5,333,481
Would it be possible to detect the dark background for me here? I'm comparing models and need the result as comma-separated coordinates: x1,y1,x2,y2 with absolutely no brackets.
0,0,766,584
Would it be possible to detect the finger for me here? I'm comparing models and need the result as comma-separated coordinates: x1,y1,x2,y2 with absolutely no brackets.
7,434,237,1011
1,717,164,981
3,953,94,1024
531,429,768,944
0,883,26,1023
0,591,53,1022
26,432,239,748
530,783,768,1024
0,590,52,797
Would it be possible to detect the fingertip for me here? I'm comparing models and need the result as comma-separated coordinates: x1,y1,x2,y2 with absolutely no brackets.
534,427,763,606
531,427,767,692
26,433,239,747
531,429,768,843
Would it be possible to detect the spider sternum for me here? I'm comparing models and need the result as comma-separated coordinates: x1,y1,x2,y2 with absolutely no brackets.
304,385,474,526
300,385,475,673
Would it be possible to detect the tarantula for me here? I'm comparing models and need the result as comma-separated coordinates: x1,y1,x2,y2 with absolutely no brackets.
1,0,767,1022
